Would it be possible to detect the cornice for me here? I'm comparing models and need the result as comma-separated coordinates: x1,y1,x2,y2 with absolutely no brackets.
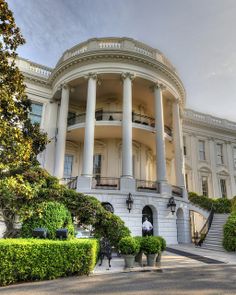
49,50,186,104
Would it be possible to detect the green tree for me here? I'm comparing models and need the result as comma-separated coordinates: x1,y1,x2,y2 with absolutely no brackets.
0,0,47,175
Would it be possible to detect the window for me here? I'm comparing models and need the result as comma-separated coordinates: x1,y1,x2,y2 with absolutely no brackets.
199,140,206,161
29,102,43,124
201,176,208,197
185,174,189,191
233,147,236,168
216,143,224,165
95,109,103,121
93,154,102,178
63,155,74,178
68,112,76,125
220,179,227,198
183,136,187,156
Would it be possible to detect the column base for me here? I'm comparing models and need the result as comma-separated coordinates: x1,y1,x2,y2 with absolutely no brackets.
77,176,92,191
120,177,136,192
159,181,171,195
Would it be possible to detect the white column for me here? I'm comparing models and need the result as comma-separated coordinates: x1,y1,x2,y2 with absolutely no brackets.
54,84,70,179
226,142,236,197
172,99,185,188
154,84,167,183
121,72,134,178
81,73,97,176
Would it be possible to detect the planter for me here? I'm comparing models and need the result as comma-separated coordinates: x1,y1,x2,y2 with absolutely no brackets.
156,252,162,267
135,251,143,266
123,255,135,268
146,253,158,267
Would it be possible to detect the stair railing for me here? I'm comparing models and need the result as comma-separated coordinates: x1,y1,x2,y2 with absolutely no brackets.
195,204,214,246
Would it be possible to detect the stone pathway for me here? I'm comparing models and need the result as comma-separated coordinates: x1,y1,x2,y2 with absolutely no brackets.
93,244,236,275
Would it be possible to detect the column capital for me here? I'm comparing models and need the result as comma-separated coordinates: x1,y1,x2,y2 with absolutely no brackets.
85,72,98,80
58,83,70,92
154,82,166,91
121,72,135,81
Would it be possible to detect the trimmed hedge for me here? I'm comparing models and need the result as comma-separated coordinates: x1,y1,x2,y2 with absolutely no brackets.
188,192,232,213
0,238,99,286
223,212,236,251
141,236,161,254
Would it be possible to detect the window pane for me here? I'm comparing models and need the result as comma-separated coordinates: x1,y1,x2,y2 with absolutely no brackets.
93,154,102,176
220,179,227,198
216,144,223,164
199,140,205,161
64,155,73,178
29,103,43,124
201,176,208,197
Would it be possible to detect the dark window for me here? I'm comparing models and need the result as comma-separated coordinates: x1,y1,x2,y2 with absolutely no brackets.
220,179,227,198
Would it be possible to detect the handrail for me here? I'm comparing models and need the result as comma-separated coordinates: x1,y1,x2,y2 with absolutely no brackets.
67,111,172,136
195,204,214,246
92,177,120,190
172,185,183,197
136,179,159,193
61,176,78,190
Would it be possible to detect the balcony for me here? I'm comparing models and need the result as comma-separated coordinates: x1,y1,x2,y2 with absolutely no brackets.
91,177,120,190
136,179,159,193
67,111,172,136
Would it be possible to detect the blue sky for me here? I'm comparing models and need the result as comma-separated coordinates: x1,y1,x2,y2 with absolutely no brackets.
7,0,236,121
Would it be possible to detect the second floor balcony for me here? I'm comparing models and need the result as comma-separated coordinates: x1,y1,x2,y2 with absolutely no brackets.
67,111,172,137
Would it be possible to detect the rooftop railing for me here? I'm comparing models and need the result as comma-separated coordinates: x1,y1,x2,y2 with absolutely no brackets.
58,37,176,73
184,109,236,132
61,176,78,190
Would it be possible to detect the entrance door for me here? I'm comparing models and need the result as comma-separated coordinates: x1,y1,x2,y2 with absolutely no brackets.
142,206,153,236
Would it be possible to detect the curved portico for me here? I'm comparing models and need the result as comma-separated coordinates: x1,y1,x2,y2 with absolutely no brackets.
20,37,190,243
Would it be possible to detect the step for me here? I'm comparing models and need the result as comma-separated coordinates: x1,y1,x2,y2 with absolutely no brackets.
202,243,224,249
201,246,225,252
204,241,223,246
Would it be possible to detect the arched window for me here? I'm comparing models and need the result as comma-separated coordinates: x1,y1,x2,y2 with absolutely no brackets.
101,202,114,213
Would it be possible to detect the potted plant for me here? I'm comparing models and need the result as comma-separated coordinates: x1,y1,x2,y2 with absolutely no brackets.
118,236,140,268
155,236,166,267
142,236,161,266
134,236,143,266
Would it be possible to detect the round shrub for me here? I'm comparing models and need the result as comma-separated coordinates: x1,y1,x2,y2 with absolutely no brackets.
118,237,140,255
141,236,161,254
223,212,236,251
21,201,74,239
156,236,166,252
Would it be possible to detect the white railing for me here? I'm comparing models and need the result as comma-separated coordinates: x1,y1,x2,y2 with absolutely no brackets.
58,37,176,73
16,58,52,78
184,109,236,131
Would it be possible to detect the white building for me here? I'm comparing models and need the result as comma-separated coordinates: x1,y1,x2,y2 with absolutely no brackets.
11,37,236,244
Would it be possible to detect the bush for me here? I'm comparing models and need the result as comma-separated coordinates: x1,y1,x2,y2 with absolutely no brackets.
141,236,161,254
61,192,131,248
156,236,166,252
118,237,140,255
21,201,74,239
223,212,236,251
188,192,231,213
0,238,99,286
231,196,236,212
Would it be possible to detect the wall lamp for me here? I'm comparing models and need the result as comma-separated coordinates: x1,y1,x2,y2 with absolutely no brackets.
126,193,134,213
167,196,176,215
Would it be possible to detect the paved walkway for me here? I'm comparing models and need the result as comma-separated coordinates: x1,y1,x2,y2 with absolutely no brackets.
93,243,236,275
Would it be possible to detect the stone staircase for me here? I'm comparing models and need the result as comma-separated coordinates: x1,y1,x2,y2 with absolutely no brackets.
201,214,229,252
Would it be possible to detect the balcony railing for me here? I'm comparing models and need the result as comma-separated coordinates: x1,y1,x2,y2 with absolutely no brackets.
61,176,78,190
136,179,159,193
92,177,120,190
172,185,183,197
